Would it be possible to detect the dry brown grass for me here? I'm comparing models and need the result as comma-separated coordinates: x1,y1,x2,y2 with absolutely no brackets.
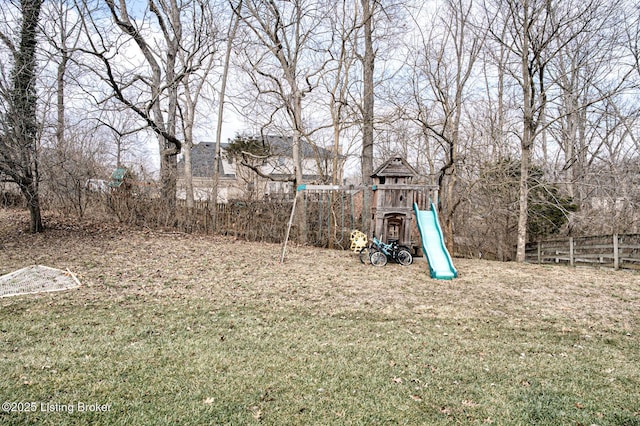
2,208,638,334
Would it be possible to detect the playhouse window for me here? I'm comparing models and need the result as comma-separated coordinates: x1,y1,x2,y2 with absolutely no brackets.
387,221,400,241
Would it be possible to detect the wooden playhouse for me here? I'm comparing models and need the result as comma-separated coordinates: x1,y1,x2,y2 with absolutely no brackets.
370,155,437,251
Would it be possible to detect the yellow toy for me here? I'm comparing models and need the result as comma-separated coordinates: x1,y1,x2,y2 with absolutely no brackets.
349,230,368,253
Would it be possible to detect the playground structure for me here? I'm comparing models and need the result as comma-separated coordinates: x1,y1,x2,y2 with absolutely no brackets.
281,154,457,279
280,184,370,262
369,155,457,279
370,155,431,249
414,202,458,280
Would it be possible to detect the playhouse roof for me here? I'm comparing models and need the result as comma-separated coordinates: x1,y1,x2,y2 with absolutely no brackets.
371,155,418,178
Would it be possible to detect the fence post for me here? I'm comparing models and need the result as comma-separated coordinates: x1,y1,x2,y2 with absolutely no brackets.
613,234,619,270
569,237,574,267
537,241,541,264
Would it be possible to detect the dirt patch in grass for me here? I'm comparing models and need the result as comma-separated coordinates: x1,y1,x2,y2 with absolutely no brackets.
2,208,638,333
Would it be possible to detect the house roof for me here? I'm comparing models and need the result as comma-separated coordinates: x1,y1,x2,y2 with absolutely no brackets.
371,155,418,178
178,136,335,179
181,142,214,177
177,142,236,178
178,135,332,179
261,135,333,159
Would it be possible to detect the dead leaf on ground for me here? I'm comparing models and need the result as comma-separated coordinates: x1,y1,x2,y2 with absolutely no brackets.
250,406,262,420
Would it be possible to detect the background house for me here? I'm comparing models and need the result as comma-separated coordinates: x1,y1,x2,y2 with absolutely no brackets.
176,142,241,203
177,135,338,202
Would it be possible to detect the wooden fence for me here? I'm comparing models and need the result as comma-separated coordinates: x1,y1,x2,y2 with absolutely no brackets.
525,234,640,270
173,199,291,243
174,192,371,249
111,184,435,250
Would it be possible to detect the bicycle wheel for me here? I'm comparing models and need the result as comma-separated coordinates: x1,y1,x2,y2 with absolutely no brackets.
359,246,372,264
370,250,388,267
396,248,413,266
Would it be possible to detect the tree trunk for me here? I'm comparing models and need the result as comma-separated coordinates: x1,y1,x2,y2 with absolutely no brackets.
181,83,196,211
516,145,530,262
360,0,374,186
183,141,194,210
160,138,178,213
163,18,180,215
213,1,242,224
444,171,457,251
293,91,306,244
8,0,44,233
56,48,67,149
516,1,532,262
24,181,43,233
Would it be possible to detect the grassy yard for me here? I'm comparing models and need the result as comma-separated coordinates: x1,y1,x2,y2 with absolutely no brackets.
0,210,639,425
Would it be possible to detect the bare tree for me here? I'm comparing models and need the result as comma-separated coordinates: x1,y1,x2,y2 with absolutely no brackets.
78,0,219,211
486,0,601,261
211,0,242,215
322,0,360,185
233,0,331,240
0,0,44,232
38,0,82,154
359,0,375,186
175,2,222,210
37,0,98,217
547,1,627,207
399,0,486,250
233,0,330,187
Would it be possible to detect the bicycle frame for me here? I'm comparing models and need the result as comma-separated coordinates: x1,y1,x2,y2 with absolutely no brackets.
372,237,411,261
372,237,394,256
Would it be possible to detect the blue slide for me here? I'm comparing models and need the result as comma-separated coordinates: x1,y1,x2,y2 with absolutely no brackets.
413,202,458,280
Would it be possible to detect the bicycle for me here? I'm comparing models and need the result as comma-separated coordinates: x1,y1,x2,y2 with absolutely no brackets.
359,237,413,266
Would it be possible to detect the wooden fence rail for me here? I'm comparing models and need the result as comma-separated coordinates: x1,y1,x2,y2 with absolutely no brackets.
525,234,640,270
